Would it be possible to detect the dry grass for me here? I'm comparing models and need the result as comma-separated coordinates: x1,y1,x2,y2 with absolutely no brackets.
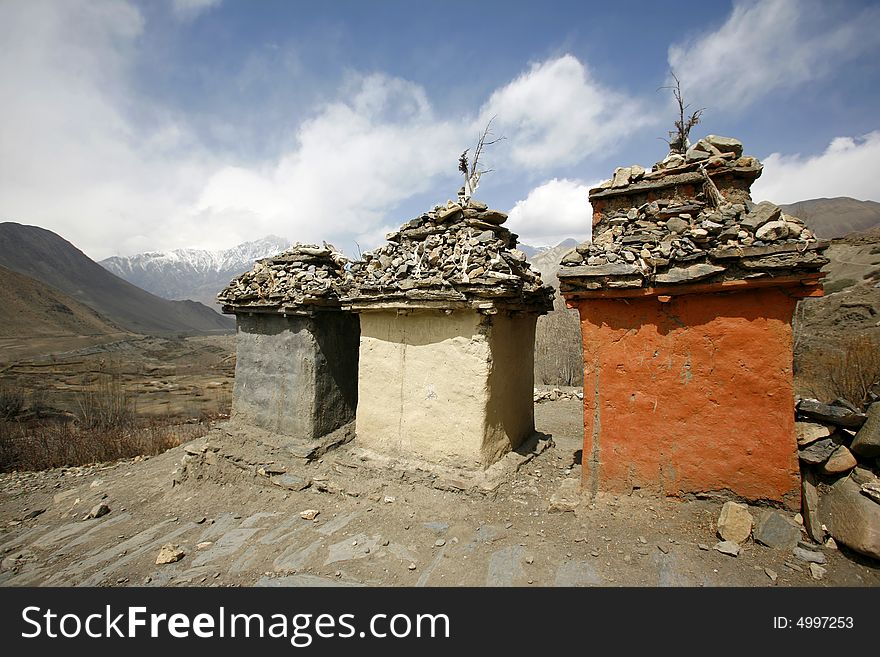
0,372,210,472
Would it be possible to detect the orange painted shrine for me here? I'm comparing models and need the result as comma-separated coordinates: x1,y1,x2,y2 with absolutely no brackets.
567,279,822,508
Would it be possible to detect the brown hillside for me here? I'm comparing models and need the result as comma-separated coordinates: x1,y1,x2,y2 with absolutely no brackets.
780,197,880,239
0,222,234,336
0,265,124,338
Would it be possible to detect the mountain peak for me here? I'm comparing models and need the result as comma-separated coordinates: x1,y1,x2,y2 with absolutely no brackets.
99,235,292,308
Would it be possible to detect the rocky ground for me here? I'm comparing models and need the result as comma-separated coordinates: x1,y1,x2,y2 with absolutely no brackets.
1,398,877,588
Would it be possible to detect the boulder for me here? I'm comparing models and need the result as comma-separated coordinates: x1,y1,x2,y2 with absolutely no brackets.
753,510,801,550
797,398,867,429
819,445,858,475
818,475,880,560
851,402,880,458
717,501,753,543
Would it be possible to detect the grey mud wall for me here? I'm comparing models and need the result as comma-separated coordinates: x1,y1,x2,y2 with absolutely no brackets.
232,313,359,440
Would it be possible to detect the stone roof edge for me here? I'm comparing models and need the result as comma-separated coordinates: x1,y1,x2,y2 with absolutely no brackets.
559,271,826,301
588,165,761,200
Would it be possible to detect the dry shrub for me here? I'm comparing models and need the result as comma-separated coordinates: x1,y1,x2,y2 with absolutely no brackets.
0,372,209,472
0,384,25,420
797,332,880,406
534,309,583,386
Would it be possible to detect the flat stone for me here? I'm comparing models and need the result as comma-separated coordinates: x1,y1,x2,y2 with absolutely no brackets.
299,509,319,520
799,437,841,464
435,205,463,223
801,469,823,543
270,474,311,491
717,501,753,544
554,560,601,586
809,563,826,580
479,210,508,225
796,422,833,447
666,217,689,234
851,402,880,458
558,264,640,278
818,475,880,560
753,510,801,550
764,567,778,582
793,546,826,564
257,574,359,587
713,540,740,556
486,546,525,586
861,481,880,504
704,135,743,157
155,543,185,565
325,533,381,565
549,478,581,513
740,201,781,230
819,445,858,475
191,528,260,567
685,146,711,162
654,263,725,284
797,399,867,429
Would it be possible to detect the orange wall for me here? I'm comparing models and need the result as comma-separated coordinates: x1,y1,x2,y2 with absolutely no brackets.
573,286,801,508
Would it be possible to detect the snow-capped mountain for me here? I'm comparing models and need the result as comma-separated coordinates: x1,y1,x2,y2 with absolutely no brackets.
100,235,291,311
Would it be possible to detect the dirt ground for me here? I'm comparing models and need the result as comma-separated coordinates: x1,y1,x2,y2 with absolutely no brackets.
1,398,877,588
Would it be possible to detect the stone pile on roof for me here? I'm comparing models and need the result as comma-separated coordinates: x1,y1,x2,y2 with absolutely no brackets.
218,244,349,313
346,199,553,311
558,135,829,293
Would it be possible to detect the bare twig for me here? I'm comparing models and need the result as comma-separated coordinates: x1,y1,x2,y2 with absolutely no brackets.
659,71,704,154
460,117,506,202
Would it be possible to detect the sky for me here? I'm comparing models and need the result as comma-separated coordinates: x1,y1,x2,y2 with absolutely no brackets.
1,0,879,261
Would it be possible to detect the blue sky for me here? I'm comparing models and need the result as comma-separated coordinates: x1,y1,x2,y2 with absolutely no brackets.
1,0,879,260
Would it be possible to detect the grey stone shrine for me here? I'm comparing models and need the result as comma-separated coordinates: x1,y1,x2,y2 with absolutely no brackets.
218,245,359,444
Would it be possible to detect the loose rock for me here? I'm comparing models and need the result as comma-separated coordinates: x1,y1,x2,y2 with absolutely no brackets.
713,540,740,556
156,544,185,565
753,510,801,550
717,501,753,544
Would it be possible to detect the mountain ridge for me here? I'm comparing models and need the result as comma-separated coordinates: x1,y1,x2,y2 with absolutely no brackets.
0,222,234,336
100,235,290,310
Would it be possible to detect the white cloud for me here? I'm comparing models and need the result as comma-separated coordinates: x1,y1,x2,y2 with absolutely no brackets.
187,75,463,252
751,132,880,204
480,55,650,170
668,0,880,110
506,178,594,247
171,0,222,21
0,0,213,258
0,4,638,262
